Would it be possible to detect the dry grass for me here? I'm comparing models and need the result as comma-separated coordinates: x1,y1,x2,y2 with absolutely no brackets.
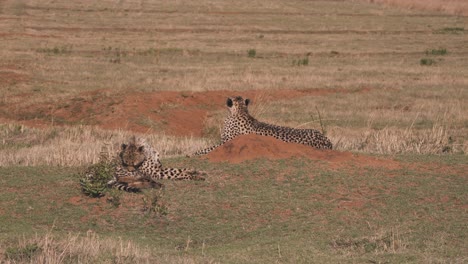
360,0,468,16
0,124,213,166
332,227,409,256
330,124,457,154
0,0,467,165
0,231,213,264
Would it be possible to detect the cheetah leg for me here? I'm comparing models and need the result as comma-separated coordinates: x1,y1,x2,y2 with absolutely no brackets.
191,143,223,156
127,180,163,189
110,165,163,192
109,177,163,192
150,168,207,181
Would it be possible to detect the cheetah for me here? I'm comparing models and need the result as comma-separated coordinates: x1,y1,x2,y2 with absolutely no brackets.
193,96,332,155
108,136,206,192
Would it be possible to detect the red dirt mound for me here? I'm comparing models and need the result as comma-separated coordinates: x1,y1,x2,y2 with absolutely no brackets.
204,134,401,170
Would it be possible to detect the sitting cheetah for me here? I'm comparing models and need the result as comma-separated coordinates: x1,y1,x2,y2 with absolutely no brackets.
193,96,332,155
108,136,206,192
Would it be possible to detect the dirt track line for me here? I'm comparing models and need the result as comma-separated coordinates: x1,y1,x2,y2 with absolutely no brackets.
28,49,465,58
23,5,456,18
26,26,433,35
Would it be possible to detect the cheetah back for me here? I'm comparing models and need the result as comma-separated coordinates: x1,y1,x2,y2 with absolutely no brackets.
193,96,332,155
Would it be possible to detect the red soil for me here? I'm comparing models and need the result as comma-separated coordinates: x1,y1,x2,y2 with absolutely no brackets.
204,134,401,169
2,87,370,137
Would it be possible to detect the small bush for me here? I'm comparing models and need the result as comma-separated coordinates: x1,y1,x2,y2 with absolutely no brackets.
292,57,309,66
247,49,256,58
426,48,447,55
420,58,435,66
79,150,115,198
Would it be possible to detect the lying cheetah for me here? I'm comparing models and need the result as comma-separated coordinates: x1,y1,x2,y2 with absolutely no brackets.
108,136,206,192
193,96,332,155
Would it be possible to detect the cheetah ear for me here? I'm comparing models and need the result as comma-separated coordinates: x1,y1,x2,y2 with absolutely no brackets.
137,146,144,152
121,143,127,150
226,98,233,107
245,98,250,106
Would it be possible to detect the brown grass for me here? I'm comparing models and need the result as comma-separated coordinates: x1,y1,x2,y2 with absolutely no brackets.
330,124,455,154
0,124,213,166
361,0,468,16
0,231,213,264
0,0,467,165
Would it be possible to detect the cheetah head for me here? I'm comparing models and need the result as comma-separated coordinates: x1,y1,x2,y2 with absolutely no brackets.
119,138,146,172
226,96,250,115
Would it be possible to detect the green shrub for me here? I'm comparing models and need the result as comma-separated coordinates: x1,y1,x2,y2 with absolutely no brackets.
420,58,435,66
79,151,115,198
426,48,447,55
292,57,309,66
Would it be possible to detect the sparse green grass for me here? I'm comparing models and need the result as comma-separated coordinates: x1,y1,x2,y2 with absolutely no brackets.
142,189,168,217
420,58,436,65
292,57,309,66
247,49,257,58
426,48,447,56
36,45,73,55
0,156,466,263
442,27,464,33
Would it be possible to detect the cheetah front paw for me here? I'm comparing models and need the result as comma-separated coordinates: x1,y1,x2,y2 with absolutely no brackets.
184,169,207,181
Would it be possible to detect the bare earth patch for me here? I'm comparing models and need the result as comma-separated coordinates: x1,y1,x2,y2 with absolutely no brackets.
203,134,401,170
1,87,370,137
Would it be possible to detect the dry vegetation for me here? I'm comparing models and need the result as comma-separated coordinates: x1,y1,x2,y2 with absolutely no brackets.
361,0,468,16
0,2,466,263
0,0,466,165
0,230,212,264
0,124,212,166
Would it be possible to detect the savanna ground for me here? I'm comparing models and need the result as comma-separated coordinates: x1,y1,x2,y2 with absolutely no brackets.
0,0,467,263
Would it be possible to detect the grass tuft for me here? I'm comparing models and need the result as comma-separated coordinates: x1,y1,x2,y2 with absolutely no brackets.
292,57,309,66
2,232,155,264
332,228,408,255
420,58,435,66
79,144,116,197
426,48,447,55
36,45,73,55
142,189,168,217
5,243,41,262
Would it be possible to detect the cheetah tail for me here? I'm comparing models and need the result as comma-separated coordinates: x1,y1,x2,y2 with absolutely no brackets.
111,182,142,193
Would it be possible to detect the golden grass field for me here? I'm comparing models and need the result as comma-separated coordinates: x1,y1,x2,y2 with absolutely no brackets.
1,0,467,166
0,0,467,263
364,0,468,16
